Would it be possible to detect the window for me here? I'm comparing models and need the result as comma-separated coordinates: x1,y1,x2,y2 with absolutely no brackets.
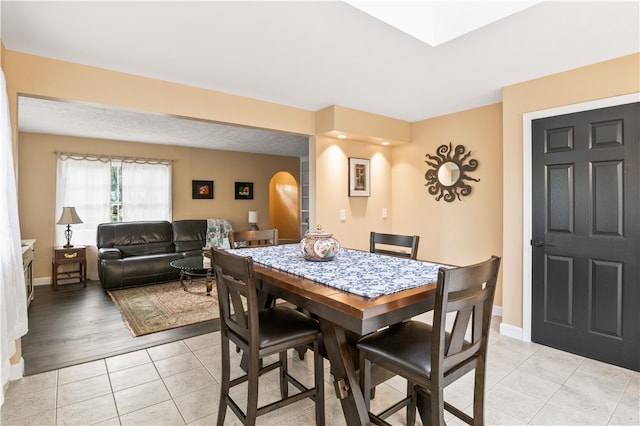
110,161,122,222
55,154,172,248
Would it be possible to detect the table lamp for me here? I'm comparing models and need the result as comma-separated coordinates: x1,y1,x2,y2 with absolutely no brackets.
248,211,259,230
57,206,83,248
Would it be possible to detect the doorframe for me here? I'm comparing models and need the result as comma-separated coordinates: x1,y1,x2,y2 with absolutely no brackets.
520,92,640,342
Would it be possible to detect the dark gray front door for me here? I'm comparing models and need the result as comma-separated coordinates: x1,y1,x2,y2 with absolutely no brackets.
532,102,639,371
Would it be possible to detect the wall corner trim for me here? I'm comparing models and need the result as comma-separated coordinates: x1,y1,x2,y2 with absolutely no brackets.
9,357,24,380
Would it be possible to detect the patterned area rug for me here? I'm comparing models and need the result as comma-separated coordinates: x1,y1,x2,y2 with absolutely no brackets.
108,280,219,337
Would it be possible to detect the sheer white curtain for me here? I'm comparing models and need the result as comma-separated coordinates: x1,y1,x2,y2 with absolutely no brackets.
0,69,28,406
55,155,111,280
121,160,172,221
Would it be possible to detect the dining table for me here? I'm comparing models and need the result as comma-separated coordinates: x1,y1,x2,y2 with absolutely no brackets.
230,244,447,425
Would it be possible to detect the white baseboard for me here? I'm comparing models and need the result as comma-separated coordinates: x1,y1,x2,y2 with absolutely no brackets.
492,305,502,317
500,322,523,340
2,381,9,405
9,357,24,380
35,275,98,286
493,304,523,340
34,277,51,286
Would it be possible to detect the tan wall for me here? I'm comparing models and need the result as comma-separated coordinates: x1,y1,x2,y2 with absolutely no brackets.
314,136,393,251
3,49,315,165
501,53,640,329
315,105,411,144
18,132,299,280
4,49,409,281
6,47,639,336
394,103,504,305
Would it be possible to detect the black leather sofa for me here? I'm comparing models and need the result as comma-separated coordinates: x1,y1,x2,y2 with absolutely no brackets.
97,220,207,290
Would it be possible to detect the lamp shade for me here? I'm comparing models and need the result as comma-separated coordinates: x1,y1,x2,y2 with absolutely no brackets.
248,211,258,224
57,207,83,225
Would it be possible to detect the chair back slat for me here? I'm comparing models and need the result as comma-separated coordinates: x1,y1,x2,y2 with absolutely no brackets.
446,288,490,313
432,256,501,379
442,340,482,372
230,229,278,248
447,307,472,354
370,232,420,259
227,279,250,337
212,248,259,345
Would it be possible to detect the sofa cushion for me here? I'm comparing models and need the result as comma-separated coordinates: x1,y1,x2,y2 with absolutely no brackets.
97,221,174,254
100,252,184,289
172,220,207,253
116,241,175,257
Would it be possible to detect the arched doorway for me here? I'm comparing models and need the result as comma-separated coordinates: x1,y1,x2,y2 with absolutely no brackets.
269,172,300,239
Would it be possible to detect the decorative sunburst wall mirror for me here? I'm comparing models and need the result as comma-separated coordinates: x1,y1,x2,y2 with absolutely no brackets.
424,143,479,202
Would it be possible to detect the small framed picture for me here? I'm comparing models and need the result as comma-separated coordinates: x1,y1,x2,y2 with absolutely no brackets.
235,182,254,200
192,180,214,199
349,158,370,197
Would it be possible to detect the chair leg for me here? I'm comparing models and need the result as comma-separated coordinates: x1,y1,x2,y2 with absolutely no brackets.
246,348,260,425
431,383,445,426
358,352,373,411
415,387,431,425
216,333,230,426
279,351,289,399
406,381,416,426
415,385,446,426
296,345,308,360
313,341,325,426
473,360,487,426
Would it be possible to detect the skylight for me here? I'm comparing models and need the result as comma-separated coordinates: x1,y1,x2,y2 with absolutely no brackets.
344,1,542,46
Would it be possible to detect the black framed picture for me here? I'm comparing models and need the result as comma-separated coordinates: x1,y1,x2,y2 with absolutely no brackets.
235,182,253,200
192,180,214,199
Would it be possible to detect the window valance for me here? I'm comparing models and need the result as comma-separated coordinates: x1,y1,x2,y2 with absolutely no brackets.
55,151,173,165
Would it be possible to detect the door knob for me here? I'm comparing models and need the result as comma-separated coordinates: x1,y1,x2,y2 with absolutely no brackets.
532,240,555,247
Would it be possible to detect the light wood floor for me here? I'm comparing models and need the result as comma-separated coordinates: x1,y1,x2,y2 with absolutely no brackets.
6,313,638,425
21,280,219,376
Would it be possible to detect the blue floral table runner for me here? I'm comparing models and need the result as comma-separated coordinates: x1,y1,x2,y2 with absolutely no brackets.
230,244,449,299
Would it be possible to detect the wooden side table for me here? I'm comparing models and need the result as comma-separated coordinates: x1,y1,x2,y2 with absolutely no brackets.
22,239,36,306
52,246,87,290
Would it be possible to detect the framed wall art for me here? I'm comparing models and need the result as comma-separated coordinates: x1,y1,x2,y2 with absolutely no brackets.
235,182,254,200
192,180,214,199
424,142,479,202
349,157,370,197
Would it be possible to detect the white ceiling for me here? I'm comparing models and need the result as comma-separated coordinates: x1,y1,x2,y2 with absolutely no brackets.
2,1,639,157
17,96,312,157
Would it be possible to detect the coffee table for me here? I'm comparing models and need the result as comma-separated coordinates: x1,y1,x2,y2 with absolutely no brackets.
169,256,213,295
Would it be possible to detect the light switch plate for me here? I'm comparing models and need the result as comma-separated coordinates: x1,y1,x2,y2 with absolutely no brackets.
382,208,388,218
340,209,346,221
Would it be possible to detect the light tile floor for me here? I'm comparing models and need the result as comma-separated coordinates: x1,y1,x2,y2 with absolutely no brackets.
2,317,638,425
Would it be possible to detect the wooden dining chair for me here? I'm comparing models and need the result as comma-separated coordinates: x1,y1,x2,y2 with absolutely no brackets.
229,228,278,248
370,232,420,259
365,231,420,399
211,248,325,426
357,256,501,426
